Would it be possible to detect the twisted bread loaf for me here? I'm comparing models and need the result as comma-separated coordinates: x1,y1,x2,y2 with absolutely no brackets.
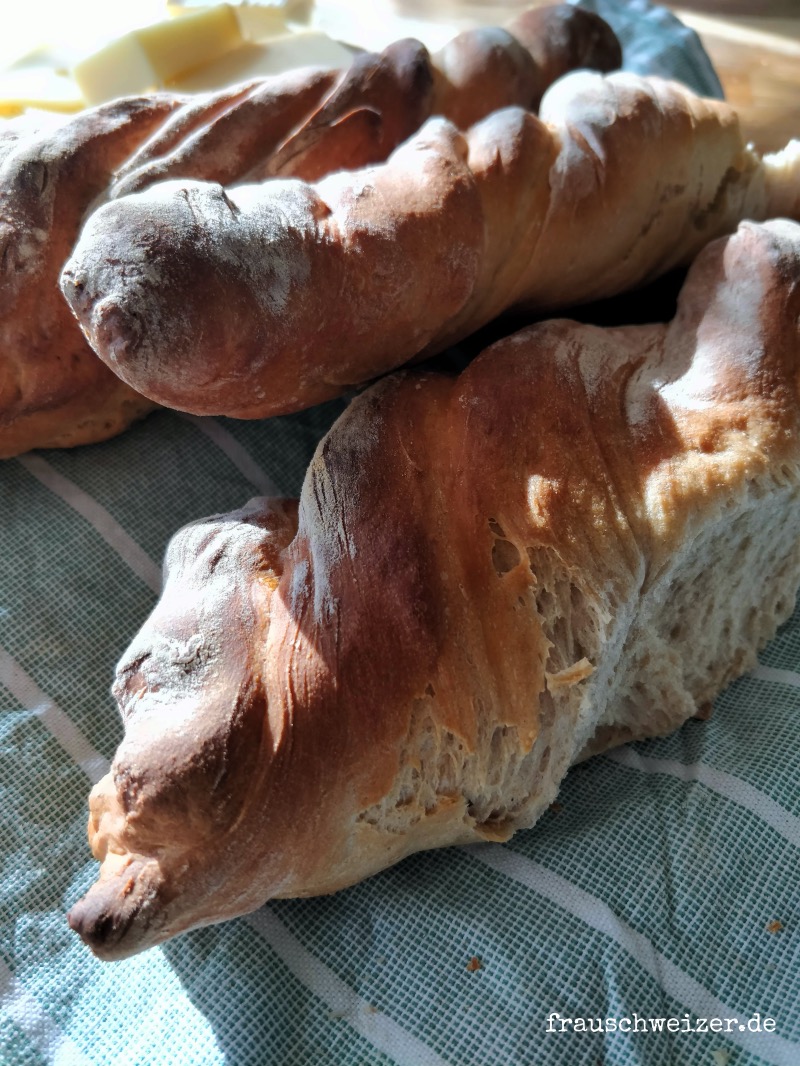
0,5,616,458
68,219,800,959
63,71,800,420
111,4,620,194
0,99,181,457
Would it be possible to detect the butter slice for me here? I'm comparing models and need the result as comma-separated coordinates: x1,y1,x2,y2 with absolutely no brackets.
234,6,292,42
0,67,84,117
167,1,314,34
1,45,85,117
74,6,243,105
171,30,353,93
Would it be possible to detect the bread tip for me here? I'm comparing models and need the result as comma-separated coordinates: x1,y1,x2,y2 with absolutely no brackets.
67,857,166,962
67,892,136,962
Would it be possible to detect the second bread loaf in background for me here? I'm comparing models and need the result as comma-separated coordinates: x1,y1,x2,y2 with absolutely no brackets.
62,71,800,419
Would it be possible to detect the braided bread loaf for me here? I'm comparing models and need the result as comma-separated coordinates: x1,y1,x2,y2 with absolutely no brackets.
110,4,620,195
0,4,617,457
68,219,800,959
0,99,181,457
62,70,800,420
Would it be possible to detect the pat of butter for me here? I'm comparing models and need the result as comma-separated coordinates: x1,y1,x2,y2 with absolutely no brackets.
0,67,84,117
167,1,304,42
168,1,314,35
234,7,292,43
74,5,244,105
170,30,353,93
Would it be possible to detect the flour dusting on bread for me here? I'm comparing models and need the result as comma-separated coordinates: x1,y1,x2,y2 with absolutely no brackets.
67,221,800,959
62,72,800,420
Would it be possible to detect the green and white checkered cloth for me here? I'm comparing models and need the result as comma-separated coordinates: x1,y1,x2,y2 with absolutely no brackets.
1,5,797,1065
2,404,798,1066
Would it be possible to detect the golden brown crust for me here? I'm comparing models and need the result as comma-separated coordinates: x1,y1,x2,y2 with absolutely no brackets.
68,220,800,959
0,100,181,458
506,3,622,110
62,72,800,420
0,5,620,457
111,5,621,193
109,68,343,197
